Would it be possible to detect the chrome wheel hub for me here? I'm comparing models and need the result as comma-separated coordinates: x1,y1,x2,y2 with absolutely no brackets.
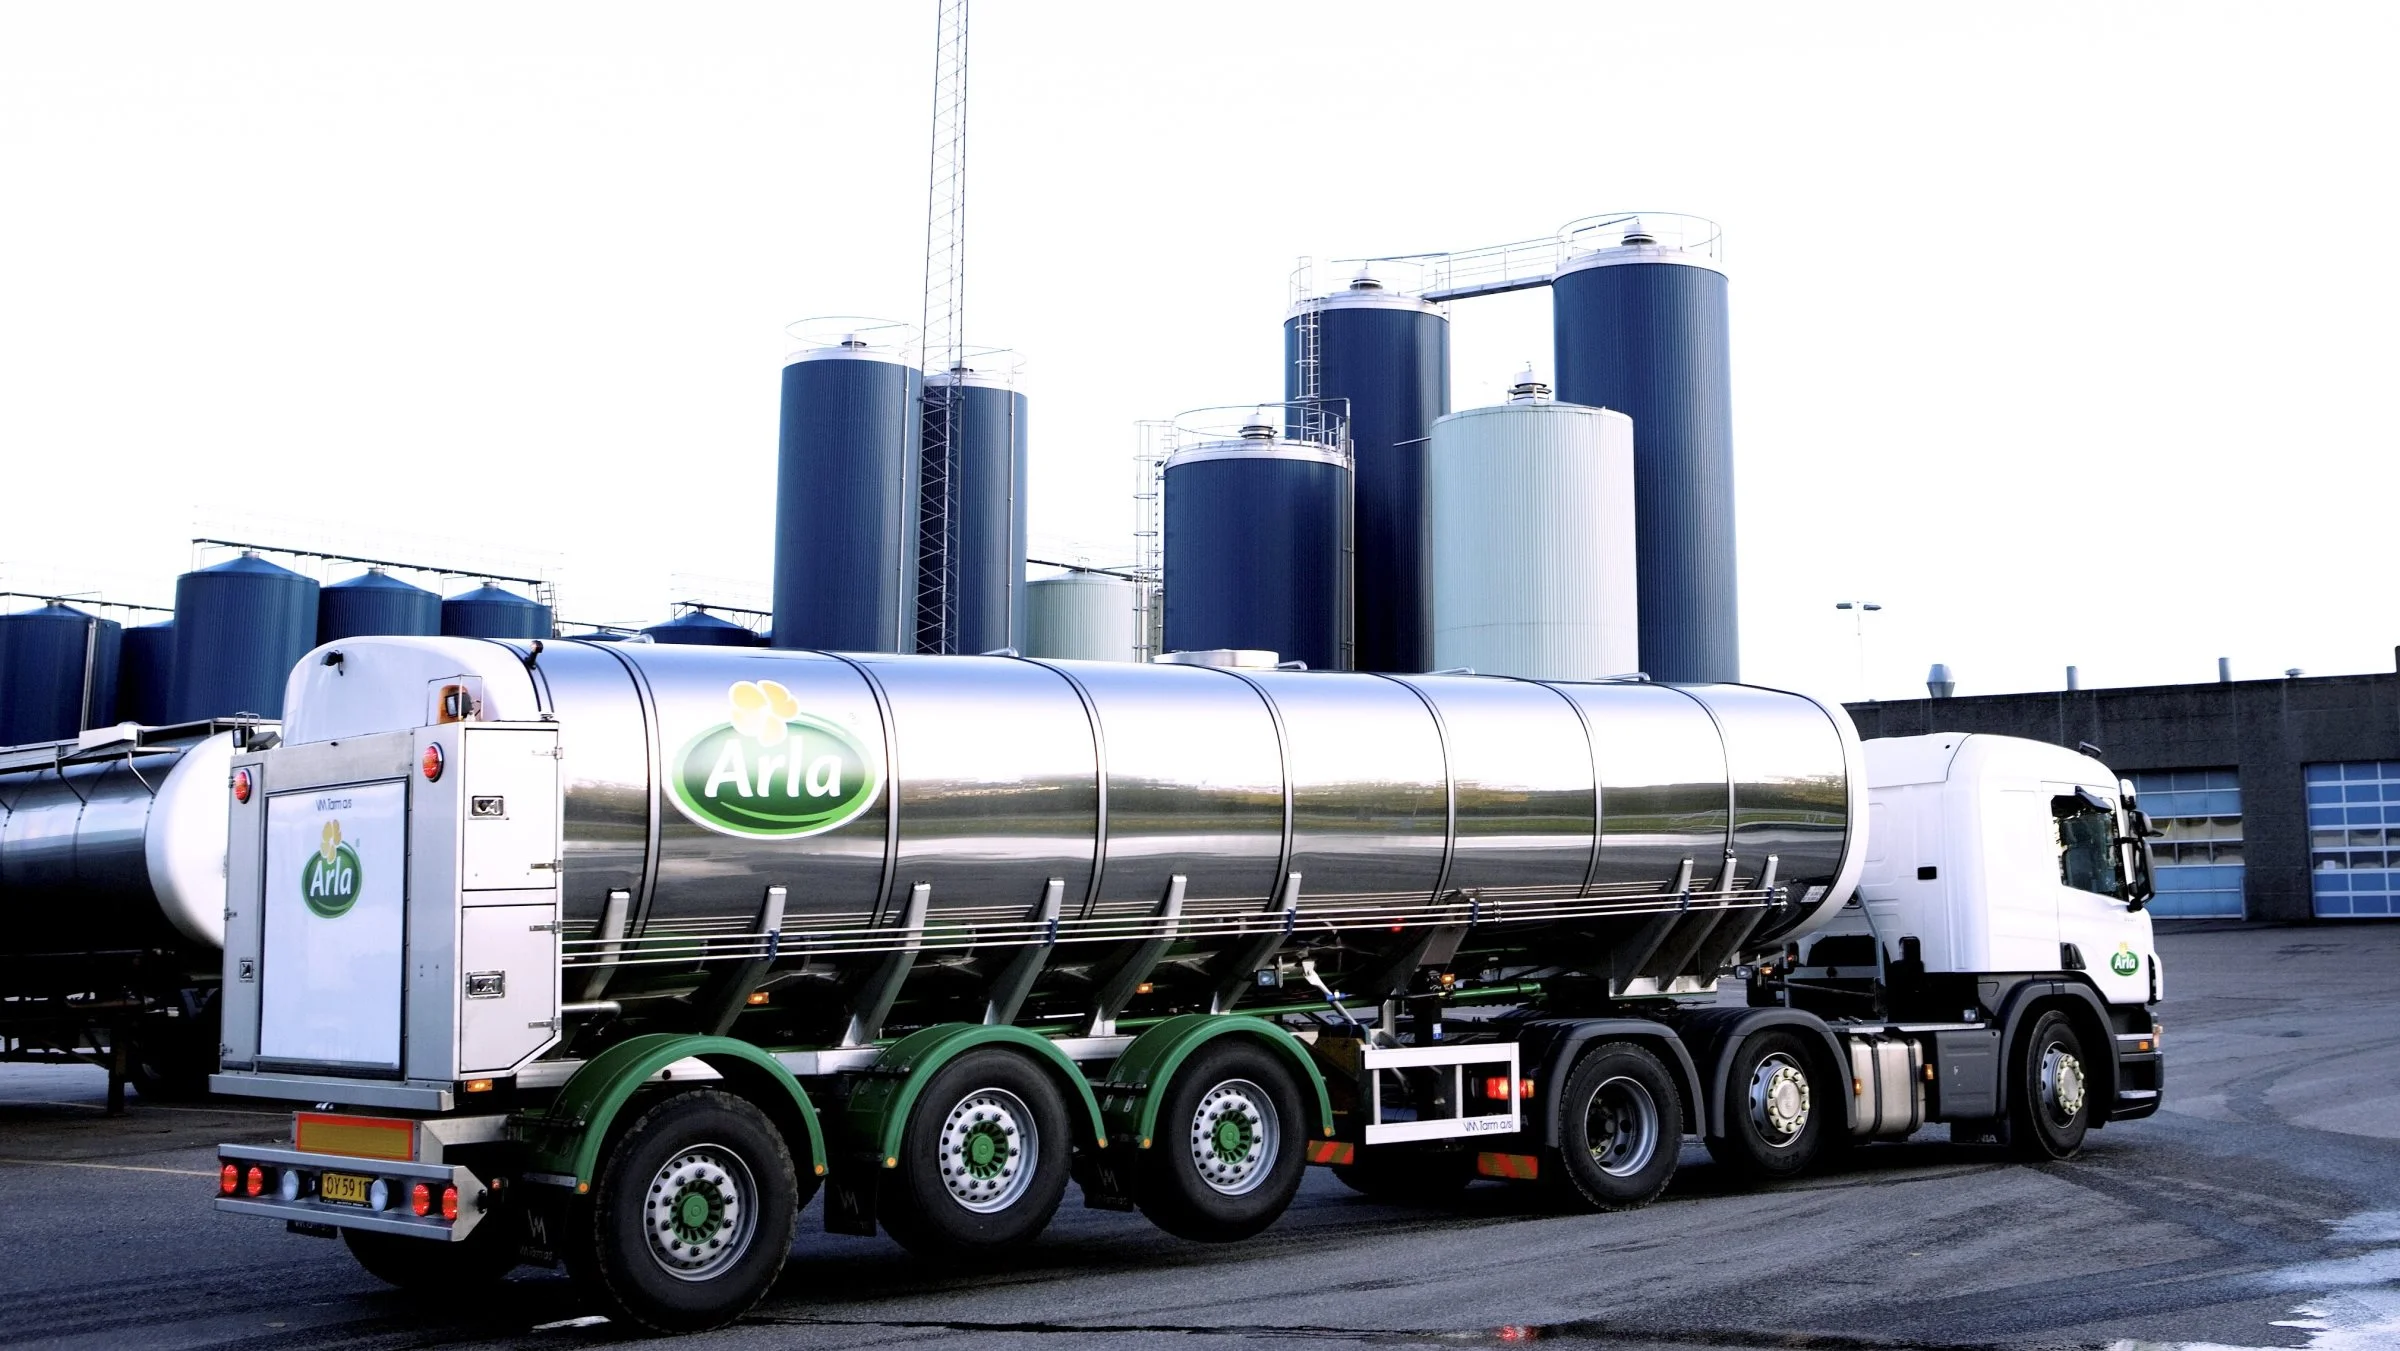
642,1144,757,1282
2040,1046,2087,1122
939,1087,1038,1213
1584,1075,1660,1177
1749,1053,1811,1145
1189,1078,1279,1196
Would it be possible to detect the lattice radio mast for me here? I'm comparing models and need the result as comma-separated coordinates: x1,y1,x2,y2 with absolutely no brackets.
914,0,970,653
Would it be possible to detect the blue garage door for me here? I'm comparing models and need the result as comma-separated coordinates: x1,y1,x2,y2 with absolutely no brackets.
2307,761,2400,918
2127,769,2245,919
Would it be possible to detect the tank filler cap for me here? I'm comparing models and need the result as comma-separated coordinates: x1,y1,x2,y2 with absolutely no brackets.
1508,368,1552,403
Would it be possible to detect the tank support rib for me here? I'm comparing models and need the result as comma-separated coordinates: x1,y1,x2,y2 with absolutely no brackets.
1208,872,1302,1014
1083,876,1184,1036
577,888,632,1002
981,878,1064,1025
843,883,930,1046
696,886,787,1036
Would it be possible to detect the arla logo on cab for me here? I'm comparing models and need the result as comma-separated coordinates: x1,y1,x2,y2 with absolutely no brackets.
303,820,363,918
669,679,881,839
2109,943,2141,977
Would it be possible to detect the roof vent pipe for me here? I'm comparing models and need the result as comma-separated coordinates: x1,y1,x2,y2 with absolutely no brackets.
1620,219,1657,247
1507,368,1552,404
1927,663,1955,698
1238,411,1279,441
2065,665,2080,691
2218,656,2232,683
1349,268,1384,291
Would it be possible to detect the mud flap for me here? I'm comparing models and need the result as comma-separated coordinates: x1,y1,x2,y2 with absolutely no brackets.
824,1165,879,1236
1074,1150,1137,1211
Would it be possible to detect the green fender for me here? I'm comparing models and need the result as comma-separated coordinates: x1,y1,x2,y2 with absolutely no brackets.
843,1023,1110,1169
518,1034,826,1191
1100,1015,1335,1151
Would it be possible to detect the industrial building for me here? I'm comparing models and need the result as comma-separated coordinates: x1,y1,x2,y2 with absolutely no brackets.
1848,662,2400,924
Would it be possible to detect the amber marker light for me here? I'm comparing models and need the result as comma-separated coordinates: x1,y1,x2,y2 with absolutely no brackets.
464,1078,494,1094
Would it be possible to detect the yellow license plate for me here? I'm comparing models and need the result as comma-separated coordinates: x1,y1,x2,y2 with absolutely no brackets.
320,1172,373,1206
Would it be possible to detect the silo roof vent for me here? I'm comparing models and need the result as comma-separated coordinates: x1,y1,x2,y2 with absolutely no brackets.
1238,411,1280,441
838,334,868,349
1619,219,1657,246
1348,268,1385,291
1507,368,1552,403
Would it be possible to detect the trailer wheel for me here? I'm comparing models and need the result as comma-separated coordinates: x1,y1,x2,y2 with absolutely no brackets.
879,1048,1072,1256
2008,1009,2090,1160
1546,1041,1682,1211
1704,1030,1826,1182
1134,1040,1309,1241
569,1088,800,1334
343,1211,520,1291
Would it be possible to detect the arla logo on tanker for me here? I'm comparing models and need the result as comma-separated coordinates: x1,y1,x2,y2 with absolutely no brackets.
303,820,363,919
668,679,880,839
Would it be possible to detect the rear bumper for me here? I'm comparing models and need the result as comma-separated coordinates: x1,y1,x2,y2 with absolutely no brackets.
213,1143,489,1242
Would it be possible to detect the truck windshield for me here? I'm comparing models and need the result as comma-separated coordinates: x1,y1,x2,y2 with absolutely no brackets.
2052,794,2122,897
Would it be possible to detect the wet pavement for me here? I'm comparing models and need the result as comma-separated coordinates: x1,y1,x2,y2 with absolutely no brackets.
2,923,2396,1350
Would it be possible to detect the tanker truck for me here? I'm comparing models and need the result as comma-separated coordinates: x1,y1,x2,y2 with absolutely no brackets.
0,719,270,1107
203,636,2164,1333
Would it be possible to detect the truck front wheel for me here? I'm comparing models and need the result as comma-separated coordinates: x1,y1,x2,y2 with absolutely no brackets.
1134,1040,1309,1241
1546,1041,1682,1211
1704,1030,1828,1182
570,1088,801,1334
2008,1009,2091,1160
878,1048,1072,1256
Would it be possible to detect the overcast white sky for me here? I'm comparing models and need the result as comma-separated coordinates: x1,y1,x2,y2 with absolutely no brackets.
4,3,2394,704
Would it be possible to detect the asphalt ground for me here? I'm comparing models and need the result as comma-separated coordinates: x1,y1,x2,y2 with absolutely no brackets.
2,925,2396,1351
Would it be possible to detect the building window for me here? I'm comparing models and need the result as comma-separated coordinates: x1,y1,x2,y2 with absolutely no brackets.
2305,761,2400,918
2127,769,2244,919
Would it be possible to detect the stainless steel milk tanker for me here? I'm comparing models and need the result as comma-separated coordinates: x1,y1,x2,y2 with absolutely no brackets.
0,724,260,961
280,638,1864,1014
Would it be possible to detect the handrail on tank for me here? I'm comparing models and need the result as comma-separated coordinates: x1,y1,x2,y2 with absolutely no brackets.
1305,210,1724,303
782,314,922,365
0,718,275,774
1167,399,1352,457
0,591,172,617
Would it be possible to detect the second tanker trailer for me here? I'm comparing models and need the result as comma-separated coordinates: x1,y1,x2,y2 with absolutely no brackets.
205,637,2164,1332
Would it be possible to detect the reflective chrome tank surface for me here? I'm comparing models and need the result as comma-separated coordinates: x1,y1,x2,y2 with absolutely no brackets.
286,639,1864,978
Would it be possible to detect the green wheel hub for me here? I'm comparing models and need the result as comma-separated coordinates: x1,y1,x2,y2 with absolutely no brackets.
1212,1113,1255,1163
964,1122,1007,1179
938,1087,1040,1214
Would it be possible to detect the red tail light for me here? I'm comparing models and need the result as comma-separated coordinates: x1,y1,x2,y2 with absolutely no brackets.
420,744,444,782
409,1182,431,1217
231,768,252,804
244,1166,265,1197
1482,1076,1512,1100
219,1163,238,1195
440,1186,459,1221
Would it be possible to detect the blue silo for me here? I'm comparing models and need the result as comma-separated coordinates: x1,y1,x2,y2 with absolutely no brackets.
0,604,123,744
441,583,551,639
116,621,174,724
1284,275,1447,673
318,567,441,643
642,610,765,646
1162,416,1351,671
772,334,921,652
921,367,1028,655
1552,218,1737,684
167,552,319,720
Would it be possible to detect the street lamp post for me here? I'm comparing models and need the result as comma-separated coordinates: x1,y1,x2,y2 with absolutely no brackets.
1835,601,1882,701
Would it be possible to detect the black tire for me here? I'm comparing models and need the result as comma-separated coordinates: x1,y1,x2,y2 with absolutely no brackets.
1545,1041,1683,1212
879,1048,1073,1257
343,1210,521,1291
1332,1149,1473,1203
2007,1009,2092,1161
567,1089,801,1335
1133,1040,1310,1241
131,1000,221,1102
1703,1030,1829,1183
